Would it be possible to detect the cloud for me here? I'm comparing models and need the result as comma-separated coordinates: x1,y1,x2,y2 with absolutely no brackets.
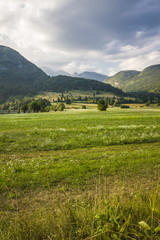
0,0,160,75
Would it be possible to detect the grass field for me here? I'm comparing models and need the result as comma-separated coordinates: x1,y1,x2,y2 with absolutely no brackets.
0,107,160,239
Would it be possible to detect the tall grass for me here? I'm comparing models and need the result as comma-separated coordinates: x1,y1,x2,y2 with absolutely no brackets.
0,180,159,239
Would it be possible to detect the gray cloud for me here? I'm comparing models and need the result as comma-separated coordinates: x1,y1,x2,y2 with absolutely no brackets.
43,0,160,49
0,0,160,75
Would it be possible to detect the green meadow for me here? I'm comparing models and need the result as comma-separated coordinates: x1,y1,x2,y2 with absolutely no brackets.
0,107,160,239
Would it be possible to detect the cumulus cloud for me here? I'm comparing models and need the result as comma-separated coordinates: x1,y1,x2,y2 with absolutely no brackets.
0,0,160,75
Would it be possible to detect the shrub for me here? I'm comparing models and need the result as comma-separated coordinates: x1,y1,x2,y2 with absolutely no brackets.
145,102,150,106
82,105,86,109
120,105,130,108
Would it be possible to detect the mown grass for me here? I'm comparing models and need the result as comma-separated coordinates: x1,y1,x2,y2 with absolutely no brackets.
0,108,160,239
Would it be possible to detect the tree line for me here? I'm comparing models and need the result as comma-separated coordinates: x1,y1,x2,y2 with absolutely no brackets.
0,98,66,114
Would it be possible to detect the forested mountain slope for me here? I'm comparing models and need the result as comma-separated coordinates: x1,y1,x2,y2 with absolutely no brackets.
104,71,140,90
0,45,125,103
0,45,48,102
124,65,160,93
42,75,125,96
104,65,160,93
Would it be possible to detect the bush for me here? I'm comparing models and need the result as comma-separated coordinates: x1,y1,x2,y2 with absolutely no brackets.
82,105,86,109
145,102,150,106
114,102,120,107
120,105,130,108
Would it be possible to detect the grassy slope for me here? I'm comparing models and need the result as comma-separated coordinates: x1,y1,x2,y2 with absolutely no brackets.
125,64,160,93
0,108,160,239
104,65,160,93
104,70,140,89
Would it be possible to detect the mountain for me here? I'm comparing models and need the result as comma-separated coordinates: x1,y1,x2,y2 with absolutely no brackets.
41,66,70,77
104,71,140,90
0,45,125,103
41,66,56,76
55,70,70,76
0,45,48,102
104,65,160,93
73,71,108,82
42,75,125,96
42,66,108,81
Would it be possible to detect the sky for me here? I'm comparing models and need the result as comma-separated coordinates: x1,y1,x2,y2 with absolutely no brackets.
0,0,160,76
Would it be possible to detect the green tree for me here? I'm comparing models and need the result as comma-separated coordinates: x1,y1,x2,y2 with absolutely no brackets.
52,103,65,111
44,106,50,112
145,100,151,106
52,105,57,112
66,99,71,104
57,103,65,111
38,99,51,112
97,99,108,111
29,101,41,113
21,104,28,113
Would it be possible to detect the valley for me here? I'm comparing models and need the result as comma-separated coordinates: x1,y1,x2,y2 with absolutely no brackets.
0,45,160,239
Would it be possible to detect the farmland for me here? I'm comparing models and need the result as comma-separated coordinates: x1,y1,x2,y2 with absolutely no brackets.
0,107,160,239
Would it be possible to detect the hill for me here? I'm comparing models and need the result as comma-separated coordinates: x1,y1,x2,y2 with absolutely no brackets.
104,65,160,93
104,70,140,90
0,45,48,103
42,75,125,96
124,64,160,93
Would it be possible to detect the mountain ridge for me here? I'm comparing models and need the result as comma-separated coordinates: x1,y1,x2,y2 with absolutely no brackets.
41,66,108,82
73,71,108,81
